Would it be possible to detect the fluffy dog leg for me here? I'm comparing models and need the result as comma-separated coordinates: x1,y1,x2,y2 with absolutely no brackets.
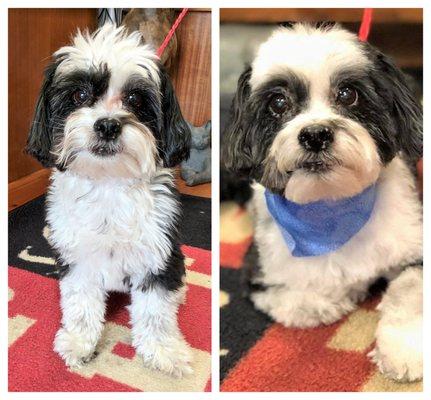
370,267,423,382
129,285,193,377
54,267,106,368
252,287,358,328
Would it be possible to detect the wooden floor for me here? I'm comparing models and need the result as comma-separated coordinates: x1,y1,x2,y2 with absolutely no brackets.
8,169,51,211
175,169,211,198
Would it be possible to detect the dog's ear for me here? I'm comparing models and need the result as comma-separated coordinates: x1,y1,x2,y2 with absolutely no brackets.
374,51,423,161
221,66,253,175
159,67,191,167
26,61,58,167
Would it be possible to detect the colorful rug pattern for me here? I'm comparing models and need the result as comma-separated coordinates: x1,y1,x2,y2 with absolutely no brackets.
220,201,422,392
9,194,211,392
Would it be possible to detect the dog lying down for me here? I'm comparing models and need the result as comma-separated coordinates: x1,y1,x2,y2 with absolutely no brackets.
222,23,423,382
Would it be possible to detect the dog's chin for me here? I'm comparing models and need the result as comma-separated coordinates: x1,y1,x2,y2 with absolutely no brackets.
283,162,381,204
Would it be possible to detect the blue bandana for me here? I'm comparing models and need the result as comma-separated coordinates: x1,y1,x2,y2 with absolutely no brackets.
264,185,377,257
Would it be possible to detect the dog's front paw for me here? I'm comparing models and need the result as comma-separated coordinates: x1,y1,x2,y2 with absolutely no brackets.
54,327,97,368
369,319,422,382
135,337,193,378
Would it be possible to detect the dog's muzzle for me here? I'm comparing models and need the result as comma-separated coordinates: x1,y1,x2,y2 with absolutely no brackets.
296,124,335,173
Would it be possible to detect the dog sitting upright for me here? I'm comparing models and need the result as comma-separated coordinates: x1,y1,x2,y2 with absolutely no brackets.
222,23,422,382
27,24,193,377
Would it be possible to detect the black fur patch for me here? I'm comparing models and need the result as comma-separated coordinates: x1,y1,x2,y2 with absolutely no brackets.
158,65,191,167
221,66,253,175
222,66,308,183
54,259,70,279
123,275,132,289
121,66,191,168
122,74,161,137
330,53,422,165
26,61,111,169
220,169,252,206
138,179,185,293
278,21,296,29
330,66,399,164
278,21,336,31
26,60,61,168
367,277,388,297
240,240,268,296
366,45,422,162
138,244,185,292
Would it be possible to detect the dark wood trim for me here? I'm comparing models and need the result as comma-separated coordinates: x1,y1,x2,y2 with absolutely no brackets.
220,8,422,23
9,168,50,211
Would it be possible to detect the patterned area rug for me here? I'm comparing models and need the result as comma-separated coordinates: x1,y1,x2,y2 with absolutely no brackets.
220,201,422,392
8,194,211,392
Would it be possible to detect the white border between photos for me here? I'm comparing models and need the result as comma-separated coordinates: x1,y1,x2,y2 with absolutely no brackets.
1,0,429,399
1,0,8,398
211,6,221,395
422,2,429,396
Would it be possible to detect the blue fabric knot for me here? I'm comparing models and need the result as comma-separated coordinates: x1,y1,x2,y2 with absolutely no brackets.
264,185,377,257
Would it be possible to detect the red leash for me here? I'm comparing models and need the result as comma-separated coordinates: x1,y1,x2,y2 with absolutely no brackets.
157,8,189,58
158,8,370,56
157,8,371,56
358,8,373,41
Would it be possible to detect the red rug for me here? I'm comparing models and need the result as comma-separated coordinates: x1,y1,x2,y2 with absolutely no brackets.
9,245,211,392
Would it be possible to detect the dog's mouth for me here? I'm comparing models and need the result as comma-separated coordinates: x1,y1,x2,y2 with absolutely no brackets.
90,142,123,157
297,160,331,173
295,155,341,174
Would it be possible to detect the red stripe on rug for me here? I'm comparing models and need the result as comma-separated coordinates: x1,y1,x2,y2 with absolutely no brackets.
221,321,374,392
220,238,252,269
182,245,211,275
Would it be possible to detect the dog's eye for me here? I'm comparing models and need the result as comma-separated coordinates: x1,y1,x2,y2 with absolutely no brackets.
336,87,358,106
73,89,90,105
125,91,144,108
269,94,288,116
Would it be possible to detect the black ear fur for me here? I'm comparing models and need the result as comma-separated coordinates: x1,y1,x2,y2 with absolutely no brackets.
315,21,337,30
373,50,423,161
278,21,336,31
159,67,191,167
278,21,296,29
26,61,58,167
221,66,253,175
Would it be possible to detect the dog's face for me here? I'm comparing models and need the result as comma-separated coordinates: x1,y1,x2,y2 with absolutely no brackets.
223,23,422,203
27,24,190,179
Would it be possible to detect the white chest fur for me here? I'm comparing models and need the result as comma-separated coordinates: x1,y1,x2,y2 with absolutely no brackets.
46,169,179,290
251,157,423,295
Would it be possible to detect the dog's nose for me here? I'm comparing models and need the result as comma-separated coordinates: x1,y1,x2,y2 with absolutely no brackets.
298,125,334,153
94,118,122,141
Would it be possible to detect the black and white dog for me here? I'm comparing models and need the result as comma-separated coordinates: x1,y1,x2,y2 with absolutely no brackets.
223,23,422,382
27,24,193,377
